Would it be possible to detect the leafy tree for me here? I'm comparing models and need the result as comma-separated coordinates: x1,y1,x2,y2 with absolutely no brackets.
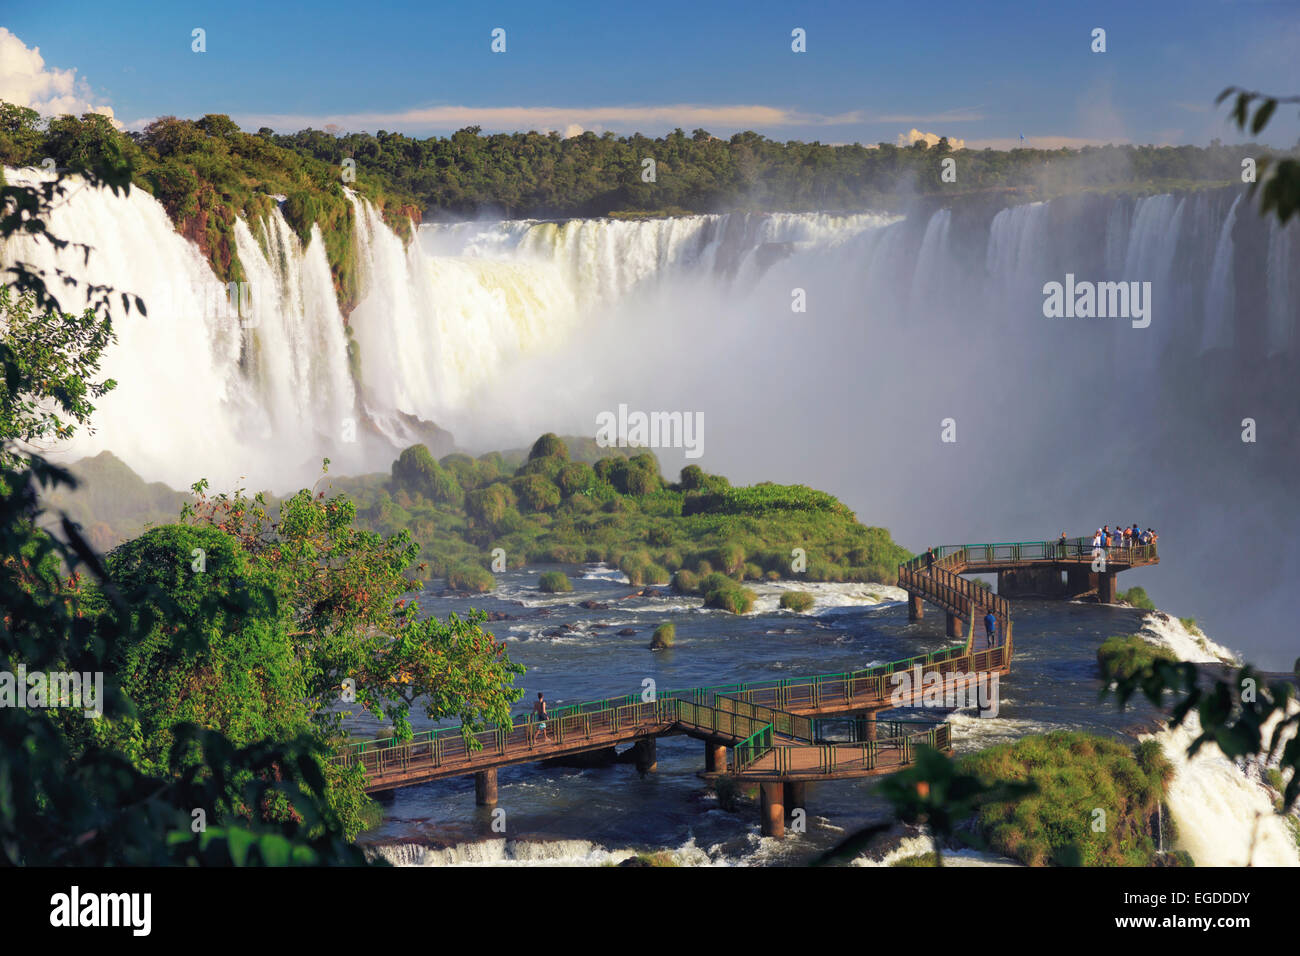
1217,87,1300,223
0,286,116,477
0,159,364,864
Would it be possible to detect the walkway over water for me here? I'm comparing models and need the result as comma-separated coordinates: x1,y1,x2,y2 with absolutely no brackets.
900,537,1158,636
333,538,1054,836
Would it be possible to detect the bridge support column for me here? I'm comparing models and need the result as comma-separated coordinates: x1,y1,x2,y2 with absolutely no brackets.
908,593,923,621
705,740,727,774
1097,571,1117,604
635,737,657,776
474,769,498,807
853,713,877,741
783,781,806,818
760,782,785,838
1066,567,1094,598
946,612,963,638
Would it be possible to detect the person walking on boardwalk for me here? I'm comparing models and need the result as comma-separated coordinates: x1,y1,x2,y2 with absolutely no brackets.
533,692,549,742
925,547,935,573
983,610,998,648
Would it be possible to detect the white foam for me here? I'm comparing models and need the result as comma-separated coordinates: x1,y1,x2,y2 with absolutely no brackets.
1137,611,1239,665
1147,703,1299,866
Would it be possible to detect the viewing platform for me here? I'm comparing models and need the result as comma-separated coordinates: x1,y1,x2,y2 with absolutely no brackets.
900,537,1157,636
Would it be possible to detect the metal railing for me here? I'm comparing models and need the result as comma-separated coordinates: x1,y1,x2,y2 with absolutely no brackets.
905,538,1157,569
336,536,1040,787
733,720,952,776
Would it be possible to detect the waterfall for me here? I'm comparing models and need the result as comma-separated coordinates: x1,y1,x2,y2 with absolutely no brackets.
1201,193,1244,353
4,173,1298,677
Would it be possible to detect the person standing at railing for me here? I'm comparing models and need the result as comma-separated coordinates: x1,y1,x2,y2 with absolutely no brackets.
1058,531,1068,558
983,610,998,648
533,692,549,742
925,547,935,574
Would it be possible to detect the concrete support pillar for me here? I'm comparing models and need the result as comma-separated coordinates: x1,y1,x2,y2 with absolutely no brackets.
783,781,806,817
1066,567,1093,598
946,611,963,638
853,713,878,741
474,768,498,807
1098,571,1117,604
760,782,785,838
705,740,727,774
908,593,924,621
635,737,657,776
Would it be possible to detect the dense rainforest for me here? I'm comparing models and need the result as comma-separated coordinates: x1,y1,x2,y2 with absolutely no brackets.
269,123,1263,219
2,99,1278,272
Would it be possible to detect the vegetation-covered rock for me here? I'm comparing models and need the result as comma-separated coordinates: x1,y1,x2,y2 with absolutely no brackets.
1118,586,1156,610
539,570,573,593
780,591,815,613
650,622,675,649
958,732,1176,866
1097,634,1177,682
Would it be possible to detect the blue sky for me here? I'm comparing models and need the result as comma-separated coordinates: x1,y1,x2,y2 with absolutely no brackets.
3,0,1299,147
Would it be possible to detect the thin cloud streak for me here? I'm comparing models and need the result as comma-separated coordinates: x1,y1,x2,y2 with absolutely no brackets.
233,103,987,135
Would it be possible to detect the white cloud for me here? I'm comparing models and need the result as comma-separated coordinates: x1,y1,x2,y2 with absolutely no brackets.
0,27,119,127
896,128,966,149
234,104,978,136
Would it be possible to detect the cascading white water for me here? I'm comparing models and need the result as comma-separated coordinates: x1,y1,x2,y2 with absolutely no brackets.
233,209,356,459
1201,193,1244,353
5,170,1297,494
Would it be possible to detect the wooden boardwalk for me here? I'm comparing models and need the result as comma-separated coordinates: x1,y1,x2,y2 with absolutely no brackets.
335,542,1025,799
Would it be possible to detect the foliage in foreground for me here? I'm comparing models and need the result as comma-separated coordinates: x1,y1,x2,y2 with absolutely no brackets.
1098,634,1178,683
958,732,1175,866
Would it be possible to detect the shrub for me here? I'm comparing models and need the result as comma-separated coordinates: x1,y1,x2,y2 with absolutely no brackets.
514,455,564,481
642,563,671,586
528,432,569,461
710,542,746,575
678,464,707,490
510,474,562,512
538,571,573,593
542,545,584,564
780,591,815,613
673,569,699,594
1118,586,1156,610
650,622,675,649
465,483,516,527
703,581,755,614
1097,634,1177,682
555,461,596,497
391,444,462,504
447,563,494,593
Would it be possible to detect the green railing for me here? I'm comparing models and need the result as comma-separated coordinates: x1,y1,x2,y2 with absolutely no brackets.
905,538,1157,569
733,723,774,772
733,720,952,776
336,534,1043,786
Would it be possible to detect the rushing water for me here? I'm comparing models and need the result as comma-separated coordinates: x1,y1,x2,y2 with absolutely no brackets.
352,568,1296,867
